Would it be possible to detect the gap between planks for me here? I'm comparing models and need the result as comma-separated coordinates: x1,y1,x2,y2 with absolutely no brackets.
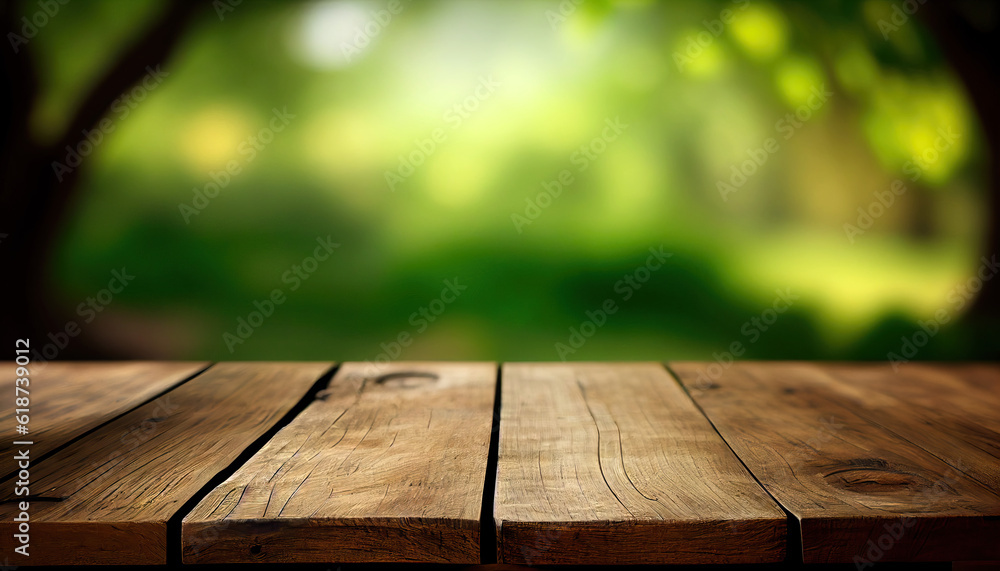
663,360,804,565
164,363,338,566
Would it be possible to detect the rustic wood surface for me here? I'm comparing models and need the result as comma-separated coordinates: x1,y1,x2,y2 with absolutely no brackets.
1,361,208,465
821,363,1000,493
671,361,1000,564
0,362,330,565
2,360,997,565
494,362,787,565
182,362,496,564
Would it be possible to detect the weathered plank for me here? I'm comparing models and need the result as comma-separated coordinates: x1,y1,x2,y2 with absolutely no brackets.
0,362,330,565
671,361,1000,564
821,363,1000,494
182,362,496,564
1,361,208,463
494,362,787,565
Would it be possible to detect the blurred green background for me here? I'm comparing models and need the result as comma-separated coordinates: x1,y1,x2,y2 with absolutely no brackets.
24,0,992,361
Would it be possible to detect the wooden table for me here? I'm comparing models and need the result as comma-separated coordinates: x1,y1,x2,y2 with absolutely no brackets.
2,361,998,567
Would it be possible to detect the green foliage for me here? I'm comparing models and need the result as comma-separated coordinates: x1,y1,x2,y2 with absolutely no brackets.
33,0,989,360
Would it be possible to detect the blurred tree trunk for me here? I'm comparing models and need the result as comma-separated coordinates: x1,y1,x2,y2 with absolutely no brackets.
0,1,205,357
921,2,1000,358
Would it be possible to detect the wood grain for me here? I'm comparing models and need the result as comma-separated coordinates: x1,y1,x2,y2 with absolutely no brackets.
821,363,1000,494
0,362,330,565
182,362,496,564
671,361,1000,564
1,361,208,464
494,362,787,565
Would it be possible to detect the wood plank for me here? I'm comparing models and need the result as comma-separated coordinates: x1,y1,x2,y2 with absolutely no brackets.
671,361,1000,564
494,362,787,565
0,362,330,565
1,361,208,463
182,361,496,564
820,363,1000,493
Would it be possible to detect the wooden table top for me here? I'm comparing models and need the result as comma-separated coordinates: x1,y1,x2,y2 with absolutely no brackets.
1,361,997,566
